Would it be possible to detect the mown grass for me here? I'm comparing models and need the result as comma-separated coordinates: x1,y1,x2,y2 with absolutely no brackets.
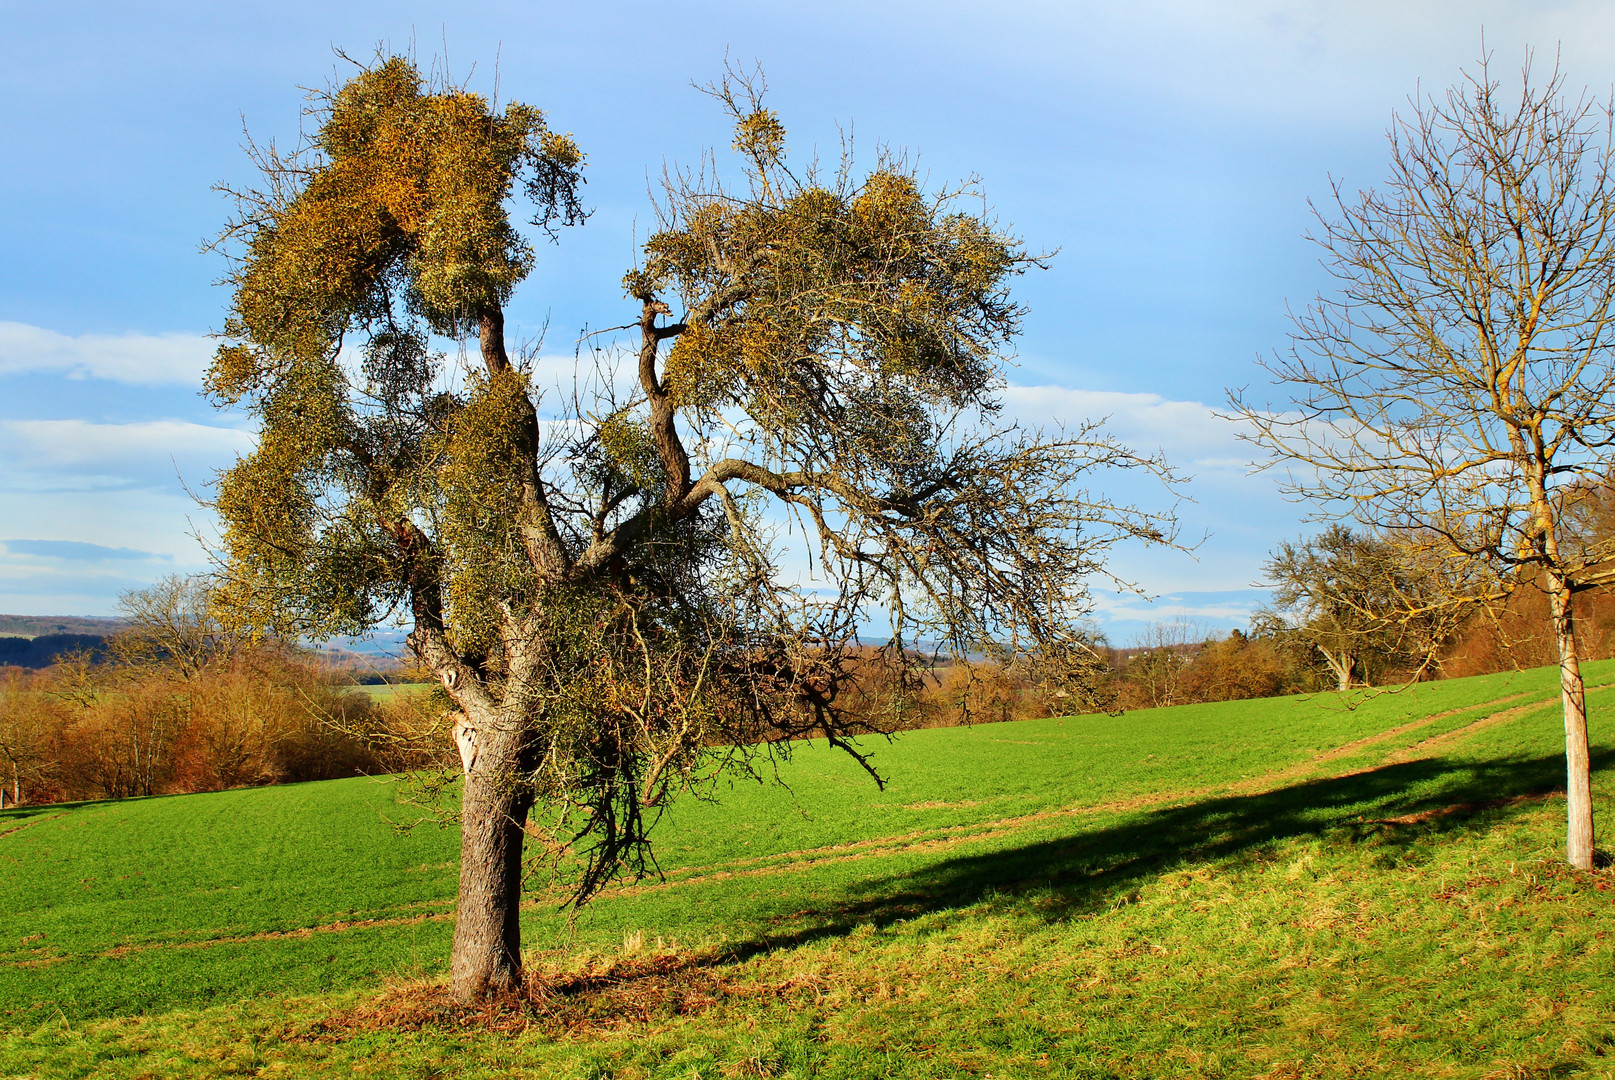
4,662,1614,1077
353,682,429,704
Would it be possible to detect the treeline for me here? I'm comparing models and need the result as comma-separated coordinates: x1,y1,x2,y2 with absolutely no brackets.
0,633,109,668
8,546,1609,806
881,594,1615,725
824,631,1304,732
0,577,441,807
1101,525,1615,711
857,633,1304,725
1103,627,1301,711
842,536,1615,726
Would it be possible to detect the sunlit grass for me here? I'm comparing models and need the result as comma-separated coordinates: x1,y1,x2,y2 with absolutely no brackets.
4,661,1612,1077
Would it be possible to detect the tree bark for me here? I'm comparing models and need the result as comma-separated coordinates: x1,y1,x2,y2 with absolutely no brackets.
1320,647,1354,692
450,712,533,1001
1550,578,1597,871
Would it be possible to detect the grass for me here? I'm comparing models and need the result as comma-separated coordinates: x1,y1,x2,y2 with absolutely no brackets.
352,682,430,703
3,662,1614,1077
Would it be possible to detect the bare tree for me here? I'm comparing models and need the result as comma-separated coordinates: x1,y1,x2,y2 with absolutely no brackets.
1122,619,1205,709
1232,53,1615,869
110,574,244,680
0,672,50,807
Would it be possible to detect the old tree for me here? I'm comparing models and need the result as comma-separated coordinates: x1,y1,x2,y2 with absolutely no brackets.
1234,57,1615,870
1257,525,1466,692
209,58,1179,1000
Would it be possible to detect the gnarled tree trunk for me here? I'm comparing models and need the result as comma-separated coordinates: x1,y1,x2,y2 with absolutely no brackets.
1550,578,1596,871
1319,646,1355,692
450,709,533,1001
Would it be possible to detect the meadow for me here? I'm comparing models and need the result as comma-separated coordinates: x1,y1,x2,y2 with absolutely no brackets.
3,662,1614,1078
353,682,428,704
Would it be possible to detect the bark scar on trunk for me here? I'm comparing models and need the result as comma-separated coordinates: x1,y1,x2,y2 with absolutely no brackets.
452,713,479,775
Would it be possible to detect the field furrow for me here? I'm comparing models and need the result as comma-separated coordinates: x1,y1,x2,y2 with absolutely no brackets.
2,661,1609,1029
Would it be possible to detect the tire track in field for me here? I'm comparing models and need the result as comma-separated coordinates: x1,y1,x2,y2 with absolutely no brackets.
3,900,457,968
574,685,1572,903
601,692,1536,897
95,909,457,960
1203,686,1568,796
1376,684,1612,765
1274,691,1539,770
21,682,1576,961
0,812,65,840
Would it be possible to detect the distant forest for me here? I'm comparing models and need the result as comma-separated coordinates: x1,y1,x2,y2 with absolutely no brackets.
0,633,109,668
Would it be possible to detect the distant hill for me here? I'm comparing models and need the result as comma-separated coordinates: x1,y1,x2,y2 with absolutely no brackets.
309,645,407,680
0,632,109,668
0,614,125,639
0,615,409,676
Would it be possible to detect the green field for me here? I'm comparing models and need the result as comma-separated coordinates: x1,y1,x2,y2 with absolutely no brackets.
4,663,1615,1078
352,681,430,703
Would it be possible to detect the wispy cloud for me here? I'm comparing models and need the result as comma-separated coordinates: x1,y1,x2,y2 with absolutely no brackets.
0,322,214,385
0,532,196,614
963,1,1615,126
0,419,252,492
1000,385,1255,473
1,539,171,562
1088,586,1269,645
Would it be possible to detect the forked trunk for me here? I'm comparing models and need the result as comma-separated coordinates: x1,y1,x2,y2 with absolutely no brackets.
1550,580,1596,871
450,714,533,1001
1321,646,1355,693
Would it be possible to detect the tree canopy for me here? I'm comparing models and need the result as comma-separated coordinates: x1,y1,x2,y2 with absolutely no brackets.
208,57,1181,999
1256,525,1464,691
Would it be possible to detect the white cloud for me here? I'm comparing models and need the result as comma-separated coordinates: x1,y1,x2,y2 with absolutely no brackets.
0,419,251,469
1000,384,1258,474
0,539,170,562
0,486,216,614
0,418,238,611
0,368,1307,621
963,0,1615,126
995,381,1324,603
1090,589,1264,626
0,419,253,497
0,322,214,384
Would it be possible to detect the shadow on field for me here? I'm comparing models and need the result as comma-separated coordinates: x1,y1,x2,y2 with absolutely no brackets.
0,804,64,823
718,748,1613,962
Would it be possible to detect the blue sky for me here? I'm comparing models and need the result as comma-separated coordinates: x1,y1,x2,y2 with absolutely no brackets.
2,0,1611,643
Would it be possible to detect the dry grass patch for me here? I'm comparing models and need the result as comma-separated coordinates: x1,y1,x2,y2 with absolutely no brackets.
308,944,827,1041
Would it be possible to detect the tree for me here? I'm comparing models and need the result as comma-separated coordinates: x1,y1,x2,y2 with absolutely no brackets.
110,574,245,680
0,672,51,807
1176,629,1292,703
1120,619,1203,708
1232,54,1615,869
48,576,250,799
208,57,1181,1000
1257,525,1461,691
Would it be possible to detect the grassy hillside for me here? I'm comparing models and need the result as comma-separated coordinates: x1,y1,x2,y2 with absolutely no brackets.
4,663,1615,1077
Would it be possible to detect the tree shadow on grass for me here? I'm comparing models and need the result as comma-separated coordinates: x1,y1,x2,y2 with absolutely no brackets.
716,747,1614,962
0,803,70,826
